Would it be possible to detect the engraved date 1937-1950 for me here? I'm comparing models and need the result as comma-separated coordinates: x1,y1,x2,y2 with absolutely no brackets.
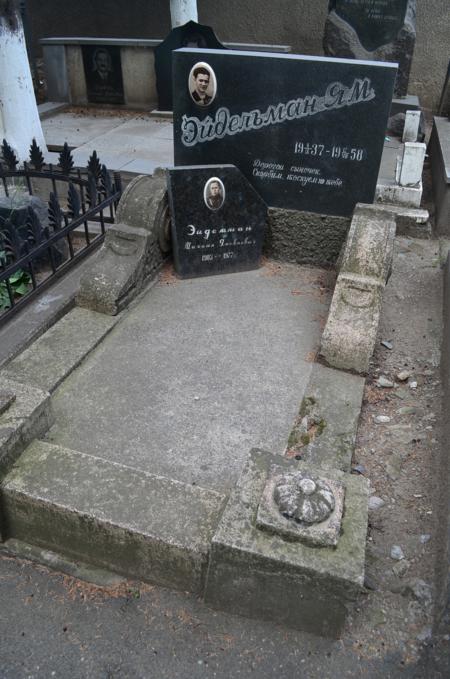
294,141,366,161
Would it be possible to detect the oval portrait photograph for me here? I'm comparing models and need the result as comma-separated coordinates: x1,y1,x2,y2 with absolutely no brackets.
188,62,217,107
204,177,225,211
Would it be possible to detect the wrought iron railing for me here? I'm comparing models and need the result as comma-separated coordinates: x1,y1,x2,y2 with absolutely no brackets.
0,138,122,324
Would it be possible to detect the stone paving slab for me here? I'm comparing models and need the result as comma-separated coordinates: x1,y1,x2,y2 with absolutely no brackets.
42,112,130,149
46,263,329,493
71,117,174,171
1,440,226,593
2,308,118,393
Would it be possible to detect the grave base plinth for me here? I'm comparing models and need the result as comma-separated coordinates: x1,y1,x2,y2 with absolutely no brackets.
204,449,369,638
265,208,351,267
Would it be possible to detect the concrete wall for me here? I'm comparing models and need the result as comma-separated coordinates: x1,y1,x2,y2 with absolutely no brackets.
27,0,449,111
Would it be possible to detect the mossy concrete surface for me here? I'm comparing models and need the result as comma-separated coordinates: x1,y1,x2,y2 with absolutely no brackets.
320,204,396,374
0,379,53,540
1,307,118,393
1,440,226,594
0,378,52,478
204,448,369,638
265,208,350,266
287,363,365,472
77,172,169,315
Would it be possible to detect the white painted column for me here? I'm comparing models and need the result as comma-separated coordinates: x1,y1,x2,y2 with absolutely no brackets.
0,9,47,163
402,110,421,143
170,0,198,27
398,142,427,187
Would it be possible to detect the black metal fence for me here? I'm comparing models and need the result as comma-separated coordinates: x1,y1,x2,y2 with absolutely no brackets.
0,138,122,324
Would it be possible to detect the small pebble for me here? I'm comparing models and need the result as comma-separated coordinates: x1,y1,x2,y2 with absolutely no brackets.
368,496,385,511
397,370,410,382
374,415,391,424
398,406,419,415
381,340,393,350
416,627,432,644
376,375,394,388
408,578,432,605
352,464,366,475
420,534,431,544
409,381,418,389
392,560,410,577
364,575,378,591
390,545,405,560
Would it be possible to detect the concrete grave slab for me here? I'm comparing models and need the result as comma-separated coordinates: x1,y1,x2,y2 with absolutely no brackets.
204,448,369,637
47,263,329,494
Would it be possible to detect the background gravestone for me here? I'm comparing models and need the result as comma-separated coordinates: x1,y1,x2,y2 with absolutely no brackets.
155,21,226,111
82,45,124,105
167,165,267,278
438,60,450,118
173,48,396,217
323,0,416,97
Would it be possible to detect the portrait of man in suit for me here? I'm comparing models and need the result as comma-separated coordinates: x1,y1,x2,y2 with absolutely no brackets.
189,63,216,107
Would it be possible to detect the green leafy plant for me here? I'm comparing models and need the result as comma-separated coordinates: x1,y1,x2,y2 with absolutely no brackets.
0,250,31,310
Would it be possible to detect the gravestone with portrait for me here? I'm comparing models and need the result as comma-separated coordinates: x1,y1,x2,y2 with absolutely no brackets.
323,0,416,97
154,20,226,111
82,45,125,105
167,165,267,278
173,49,396,217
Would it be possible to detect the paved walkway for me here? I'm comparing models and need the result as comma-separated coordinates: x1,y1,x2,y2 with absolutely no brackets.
42,109,173,177
40,105,399,184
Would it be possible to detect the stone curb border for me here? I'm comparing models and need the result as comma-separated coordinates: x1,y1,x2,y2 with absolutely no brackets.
434,249,450,629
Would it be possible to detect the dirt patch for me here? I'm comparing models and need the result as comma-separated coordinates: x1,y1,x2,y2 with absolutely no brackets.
344,235,443,663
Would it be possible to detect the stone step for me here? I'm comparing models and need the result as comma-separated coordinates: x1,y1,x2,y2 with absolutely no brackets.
0,440,226,594
1,307,118,394
0,378,52,477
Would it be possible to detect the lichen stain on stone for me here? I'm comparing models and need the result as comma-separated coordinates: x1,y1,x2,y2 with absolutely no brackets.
0,0,19,31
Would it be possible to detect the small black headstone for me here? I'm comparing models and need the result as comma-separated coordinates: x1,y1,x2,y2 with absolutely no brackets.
324,0,416,97
438,60,450,118
154,20,226,111
167,165,267,278
0,194,67,267
173,48,396,217
82,45,125,105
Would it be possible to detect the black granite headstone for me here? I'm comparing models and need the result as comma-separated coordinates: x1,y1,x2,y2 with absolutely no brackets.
173,49,396,217
155,20,226,111
323,0,416,97
167,165,267,278
82,45,124,105
438,60,450,119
